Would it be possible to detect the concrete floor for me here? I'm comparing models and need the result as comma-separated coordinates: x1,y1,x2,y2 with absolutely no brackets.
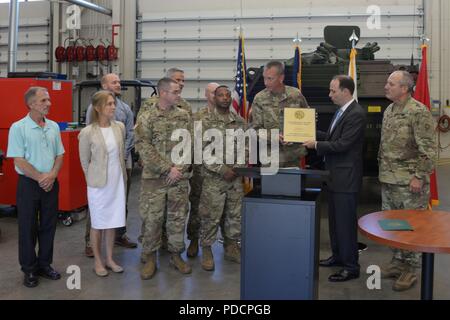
1,165,450,300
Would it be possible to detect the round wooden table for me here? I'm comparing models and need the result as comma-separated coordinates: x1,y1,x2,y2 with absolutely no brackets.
358,210,450,300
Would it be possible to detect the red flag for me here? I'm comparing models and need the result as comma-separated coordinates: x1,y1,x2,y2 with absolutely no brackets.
413,44,439,207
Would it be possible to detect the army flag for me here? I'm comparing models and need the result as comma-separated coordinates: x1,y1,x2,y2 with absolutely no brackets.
348,47,358,101
413,44,439,207
232,31,250,120
292,43,302,91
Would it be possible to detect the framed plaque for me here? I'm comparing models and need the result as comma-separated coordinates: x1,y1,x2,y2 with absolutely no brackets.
283,108,316,143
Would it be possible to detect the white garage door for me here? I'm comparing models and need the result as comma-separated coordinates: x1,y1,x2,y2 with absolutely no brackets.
0,1,51,77
137,0,424,111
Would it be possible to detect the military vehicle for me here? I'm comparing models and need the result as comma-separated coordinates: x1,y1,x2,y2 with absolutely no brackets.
246,26,418,176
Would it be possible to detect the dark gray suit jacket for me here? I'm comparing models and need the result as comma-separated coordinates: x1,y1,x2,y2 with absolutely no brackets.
316,101,367,193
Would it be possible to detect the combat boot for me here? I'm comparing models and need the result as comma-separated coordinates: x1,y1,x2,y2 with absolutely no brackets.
201,246,215,271
170,253,192,274
381,259,407,279
224,240,241,264
140,252,157,280
393,266,417,291
141,252,151,264
187,238,199,258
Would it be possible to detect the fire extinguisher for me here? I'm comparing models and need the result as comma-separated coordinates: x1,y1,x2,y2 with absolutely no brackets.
75,45,86,62
96,44,107,61
86,42,96,62
55,46,66,62
107,44,118,61
66,45,76,62
86,40,98,76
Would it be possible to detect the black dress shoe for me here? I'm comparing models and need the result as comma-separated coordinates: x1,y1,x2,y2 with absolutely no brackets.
23,272,39,288
38,266,61,280
328,269,360,282
319,256,343,267
358,242,368,253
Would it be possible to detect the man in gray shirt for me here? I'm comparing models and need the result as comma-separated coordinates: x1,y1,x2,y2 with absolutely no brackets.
84,73,137,257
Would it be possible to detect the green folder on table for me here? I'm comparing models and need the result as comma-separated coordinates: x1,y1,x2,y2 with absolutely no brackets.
378,219,414,231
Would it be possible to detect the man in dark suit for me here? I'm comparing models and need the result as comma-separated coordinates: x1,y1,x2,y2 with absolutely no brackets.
304,75,367,282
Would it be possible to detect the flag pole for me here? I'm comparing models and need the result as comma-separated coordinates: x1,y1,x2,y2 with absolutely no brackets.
237,0,252,194
348,30,359,101
237,0,248,119
241,33,248,120
420,35,430,46
292,34,306,168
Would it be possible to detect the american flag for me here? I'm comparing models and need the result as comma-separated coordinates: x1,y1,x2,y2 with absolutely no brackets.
232,31,253,193
232,32,249,120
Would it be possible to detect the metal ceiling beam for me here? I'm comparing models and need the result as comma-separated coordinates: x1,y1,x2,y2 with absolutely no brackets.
65,0,112,16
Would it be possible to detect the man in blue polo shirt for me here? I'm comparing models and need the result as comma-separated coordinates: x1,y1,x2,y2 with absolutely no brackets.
7,87,65,288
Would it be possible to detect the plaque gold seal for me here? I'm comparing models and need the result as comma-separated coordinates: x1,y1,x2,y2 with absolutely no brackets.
295,110,305,120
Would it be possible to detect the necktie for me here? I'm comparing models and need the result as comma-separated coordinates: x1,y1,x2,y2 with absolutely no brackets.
330,109,343,132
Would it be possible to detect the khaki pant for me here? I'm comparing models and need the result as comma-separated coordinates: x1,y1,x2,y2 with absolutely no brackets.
381,182,430,267
199,176,243,247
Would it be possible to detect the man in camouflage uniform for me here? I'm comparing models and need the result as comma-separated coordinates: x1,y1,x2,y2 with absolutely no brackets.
251,60,310,167
166,68,192,114
135,78,193,279
199,85,246,271
378,70,437,291
137,68,192,249
186,82,220,258
138,67,192,117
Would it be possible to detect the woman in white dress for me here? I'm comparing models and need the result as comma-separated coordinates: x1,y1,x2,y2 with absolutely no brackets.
79,90,127,277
